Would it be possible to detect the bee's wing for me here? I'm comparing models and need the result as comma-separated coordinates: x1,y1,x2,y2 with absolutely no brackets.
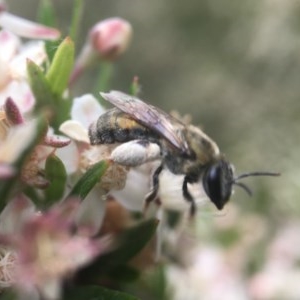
100,91,190,153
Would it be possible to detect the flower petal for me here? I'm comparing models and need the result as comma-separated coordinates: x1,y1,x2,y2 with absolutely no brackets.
0,81,35,113
0,195,35,235
110,165,154,212
0,120,37,164
55,141,79,174
158,169,209,211
0,30,20,63
76,188,106,236
0,163,15,179
0,12,60,40
39,278,61,300
11,41,47,79
71,94,105,129
59,120,89,143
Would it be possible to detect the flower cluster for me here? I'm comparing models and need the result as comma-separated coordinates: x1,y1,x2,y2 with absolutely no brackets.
0,4,150,300
0,3,292,300
0,3,202,300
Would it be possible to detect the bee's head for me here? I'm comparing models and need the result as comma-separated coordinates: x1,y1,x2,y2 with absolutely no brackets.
202,160,234,210
203,160,280,210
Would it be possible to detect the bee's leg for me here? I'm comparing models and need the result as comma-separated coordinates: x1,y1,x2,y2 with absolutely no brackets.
144,164,163,212
183,177,196,217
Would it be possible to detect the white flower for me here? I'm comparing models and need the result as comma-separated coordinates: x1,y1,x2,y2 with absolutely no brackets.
0,30,47,113
248,221,300,299
166,246,248,300
60,94,105,145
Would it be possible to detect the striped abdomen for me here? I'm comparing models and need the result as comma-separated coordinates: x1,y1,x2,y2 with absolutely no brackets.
89,108,160,145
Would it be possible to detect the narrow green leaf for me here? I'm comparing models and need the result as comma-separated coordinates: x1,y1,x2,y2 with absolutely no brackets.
130,76,141,96
94,62,114,97
77,219,158,281
69,0,84,43
63,285,139,300
27,59,57,110
142,265,169,300
37,0,57,27
68,160,109,200
52,96,72,131
46,37,75,96
96,218,158,267
27,59,71,130
44,154,67,207
37,0,60,61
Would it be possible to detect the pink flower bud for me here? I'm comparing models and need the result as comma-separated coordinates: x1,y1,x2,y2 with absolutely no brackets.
0,1,6,13
70,18,132,85
4,97,24,125
89,17,132,60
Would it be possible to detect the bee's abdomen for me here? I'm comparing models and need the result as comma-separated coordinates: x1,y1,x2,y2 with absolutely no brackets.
89,108,159,145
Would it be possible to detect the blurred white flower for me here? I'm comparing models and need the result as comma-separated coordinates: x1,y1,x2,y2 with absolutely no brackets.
166,245,248,300
0,196,110,299
0,30,47,113
59,94,107,172
248,221,300,300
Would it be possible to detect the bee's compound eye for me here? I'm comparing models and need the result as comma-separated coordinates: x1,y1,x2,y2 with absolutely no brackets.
203,160,233,210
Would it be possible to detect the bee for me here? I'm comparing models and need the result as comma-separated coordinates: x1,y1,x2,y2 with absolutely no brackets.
89,90,279,215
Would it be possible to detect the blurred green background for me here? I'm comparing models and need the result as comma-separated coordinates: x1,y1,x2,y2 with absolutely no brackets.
7,0,300,298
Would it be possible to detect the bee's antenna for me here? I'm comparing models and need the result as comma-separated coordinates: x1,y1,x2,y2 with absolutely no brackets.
235,171,280,181
233,171,280,197
233,182,253,196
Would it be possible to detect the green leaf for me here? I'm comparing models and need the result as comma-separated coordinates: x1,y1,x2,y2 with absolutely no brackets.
24,185,43,208
130,76,141,96
97,218,158,267
63,285,139,300
46,37,75,96
27,59,71,130
27,59,57,110
77,219,158,281
44,154,67,208
69,0,84,43
37,0,60,61
0,289,18,300
94,62,114,97
68,160,109,200
51,96,72,131
108,265,140,282
141,265,169,300
37,0,57,28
